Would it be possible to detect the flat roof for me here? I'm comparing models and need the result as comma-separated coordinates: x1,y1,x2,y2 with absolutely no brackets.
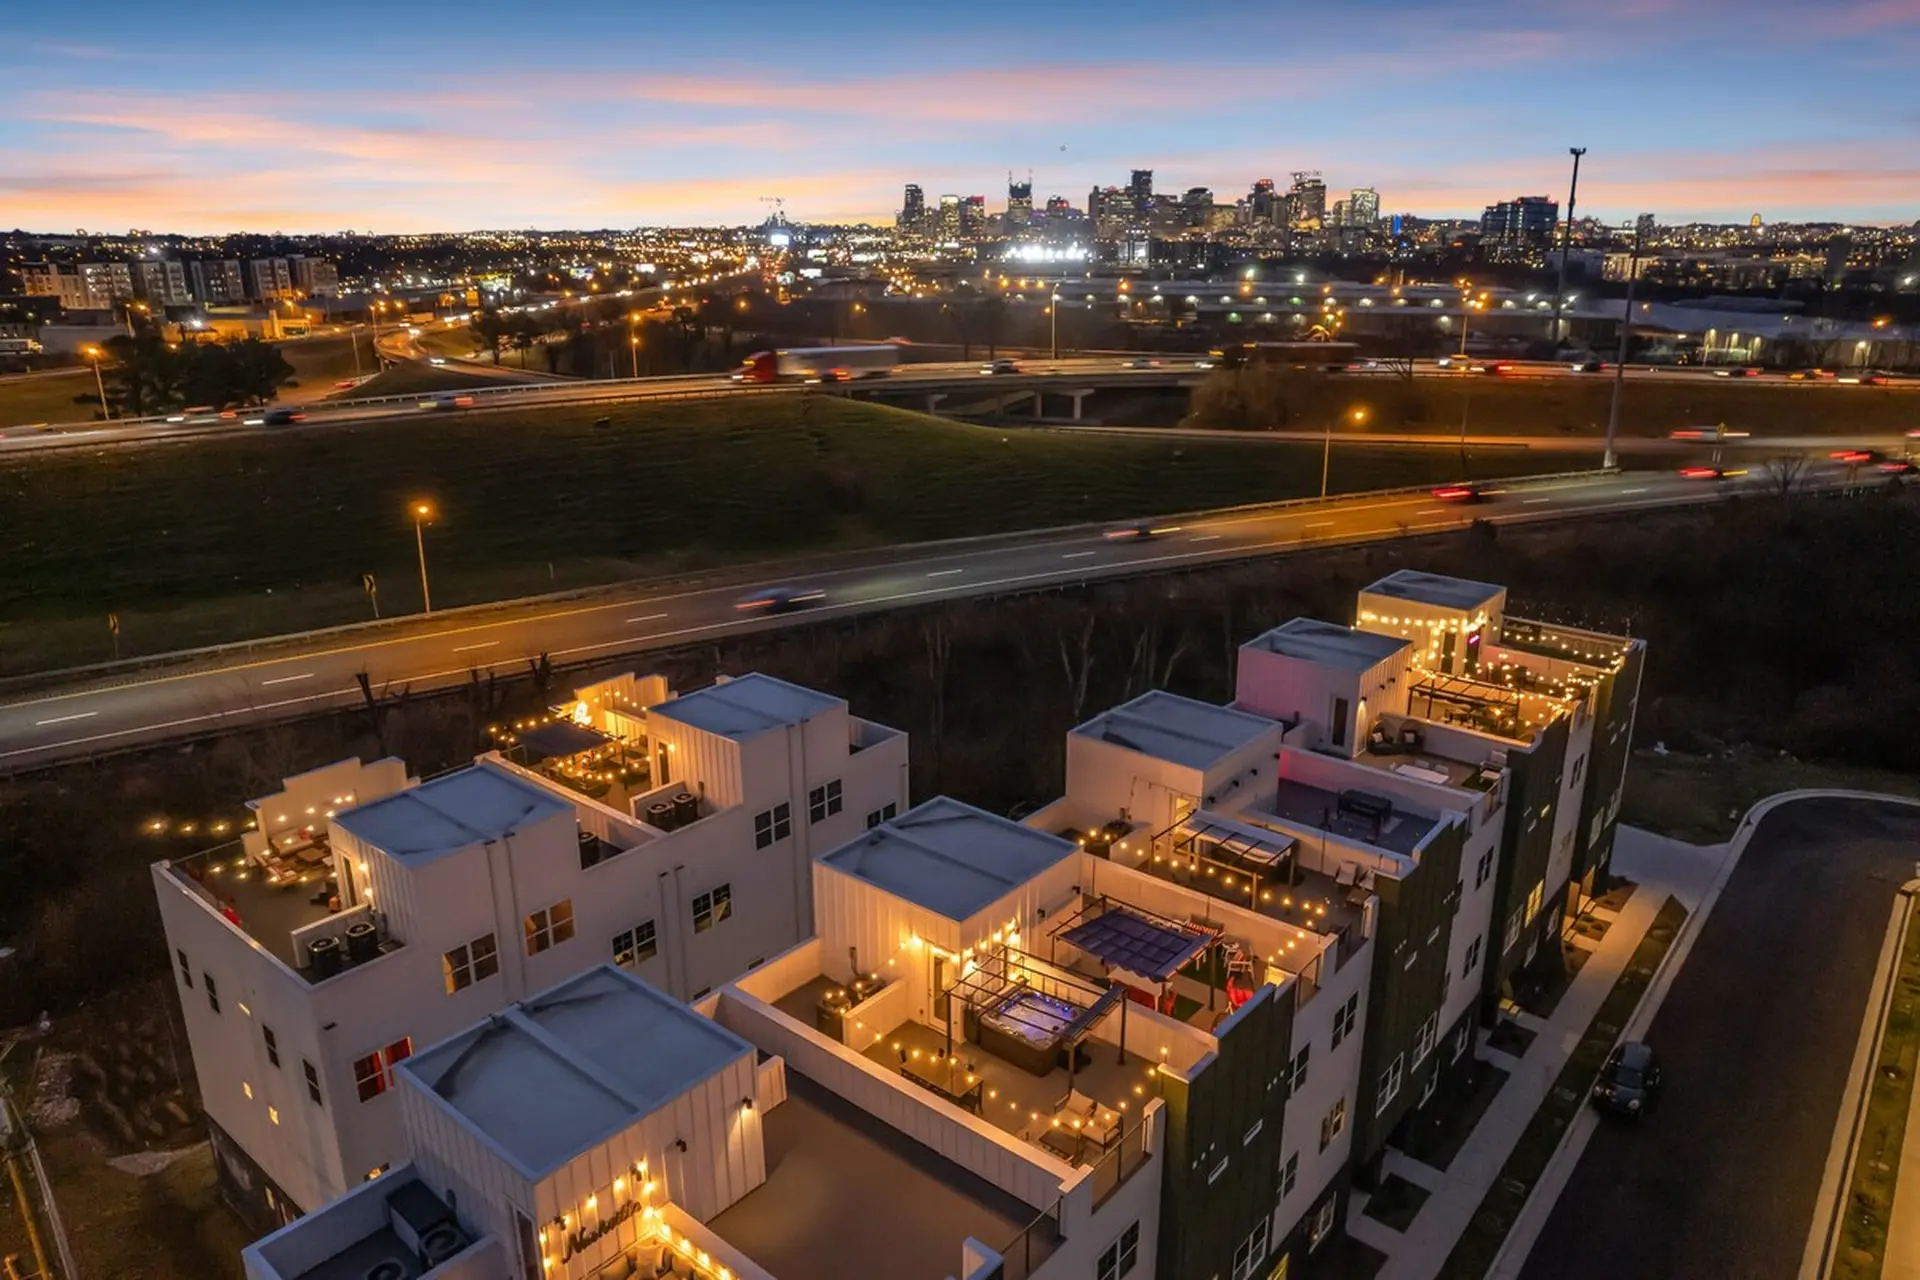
1074,690,1277,772
651,673,841,740
707,1074,1034,1280
818,797,1075,922
331,762,568,864
1246,618,1411,671
1361,570,1505,614
403,966,751,1177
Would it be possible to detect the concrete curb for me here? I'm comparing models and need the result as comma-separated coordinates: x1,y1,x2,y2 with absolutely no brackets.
1488,790,1920,1280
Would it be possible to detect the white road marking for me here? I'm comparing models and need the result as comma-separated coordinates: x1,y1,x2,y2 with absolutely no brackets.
1062,550,1097,559
451,641,499,653
35,710,97,726
1303,520,1336,529
626,613,669,624
927,568,965,577
1415,507,1446,515
1621,487,1648,495
1188,534,1223,543
259,672,314,686
1525,497,1552,504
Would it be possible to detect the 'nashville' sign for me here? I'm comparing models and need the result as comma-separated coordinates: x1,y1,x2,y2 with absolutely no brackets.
561,1198,642,1262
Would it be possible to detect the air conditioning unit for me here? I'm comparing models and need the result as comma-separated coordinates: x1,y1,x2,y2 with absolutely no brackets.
363,1260,407,1280
420,1223,469,1266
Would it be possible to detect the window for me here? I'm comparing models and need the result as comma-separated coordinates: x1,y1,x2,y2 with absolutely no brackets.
1453,1023,1472,1061
365,1163,390,1182
1419,1070,1440,1107
1290,1045,1310,1094
1231,1220,1270,1280
808,779,843,823
1571,754,1585,784
1279,1151,1299,1198
1097,1221,1140,1280
303,1059,323,1107
443,933,499,993
524,901,575,956
613,920,657,968
1332,993,1359,1049
1504,906,1524,951
753,802,792,849
1376,1054,1404,1113
263,1025,280,1068
268,1106,280,1126
205,974,220,1014
1330,695,1350,748
1474,850,1494,888
353,1038,413,1102
1463,935,1483,978
1525,879,1545,924
1309,1197,1337,1249
865,802,898,830
692,883,733,933
1319,1098,1346,1151
243,1081,252,1100
1243,1117,1264,1146
1413,1013,1438,1064
177,949,192,988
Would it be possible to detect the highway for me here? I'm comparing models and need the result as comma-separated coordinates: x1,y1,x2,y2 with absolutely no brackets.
0,462,1867,770
3,349,1915,456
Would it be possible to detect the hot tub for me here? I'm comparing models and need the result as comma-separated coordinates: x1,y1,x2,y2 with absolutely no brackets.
970,985,1088,1076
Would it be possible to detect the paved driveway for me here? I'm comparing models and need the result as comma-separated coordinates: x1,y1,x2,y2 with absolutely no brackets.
1521,798,1920,1280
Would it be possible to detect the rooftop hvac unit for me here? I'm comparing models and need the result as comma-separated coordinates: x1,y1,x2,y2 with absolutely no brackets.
344,919,379,964
647,800,679,832
363,1261,406,1280
307,934,344,979
420,1223,469,1266
672,791,698,826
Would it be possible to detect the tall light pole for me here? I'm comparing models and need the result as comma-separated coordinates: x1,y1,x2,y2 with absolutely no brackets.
1603,220,1645,470
410,501,435,615
82,345,107,415
1050,290,1060,361
1550,147,1587,352
628,312,642,379
1456,280,1473,357
1322,406,1367,499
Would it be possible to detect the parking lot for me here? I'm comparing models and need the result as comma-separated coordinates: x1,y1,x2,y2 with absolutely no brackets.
1520,798,1920,1280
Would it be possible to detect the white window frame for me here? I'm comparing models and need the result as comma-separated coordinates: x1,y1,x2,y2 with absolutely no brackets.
1319,1097,1346,1151
443,932,499,993
1309,1197,1337,1249
1279,1151,1299,1199
753,802,792,849
1231,1219,1270,1280
1376,1053,1404,1114
692,883,733,933
613,920,657,968
865,802,898,829
1096,1220,1140,1280
1413,1013,1438,1065
524,901,575,956
808,779,843,824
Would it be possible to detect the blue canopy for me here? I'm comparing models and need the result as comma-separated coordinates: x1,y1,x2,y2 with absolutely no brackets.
1060,904,1214,983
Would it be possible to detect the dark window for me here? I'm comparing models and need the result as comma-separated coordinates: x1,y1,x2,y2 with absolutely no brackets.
263,1025,280,1068
1331,696,1350,748
177,949,193,988
865,802,898,830
1097,1221,1140,1280
808,779,843,823
1331,994,1358,1049
692,884,733,933
303,1059,323,1107
443,932,499,993
1290,1045,1309,1094
205,974,220,1014
753,802,793,849
614,921,658,968
1280,1152,1298,1197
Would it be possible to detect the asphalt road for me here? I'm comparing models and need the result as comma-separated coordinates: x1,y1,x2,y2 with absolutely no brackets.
0,463,1859,770
1520,798,1920,1280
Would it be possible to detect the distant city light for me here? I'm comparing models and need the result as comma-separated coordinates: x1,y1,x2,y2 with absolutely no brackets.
999,244,1090,263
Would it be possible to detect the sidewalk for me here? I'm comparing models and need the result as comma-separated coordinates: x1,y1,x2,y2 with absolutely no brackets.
1349,826,1735,1280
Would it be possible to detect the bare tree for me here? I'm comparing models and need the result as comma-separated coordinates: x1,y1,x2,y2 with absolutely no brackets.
1762,454,1808,498
1057,614,1098,720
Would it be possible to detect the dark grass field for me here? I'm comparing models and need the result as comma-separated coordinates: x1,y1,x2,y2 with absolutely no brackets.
1,396,1599,667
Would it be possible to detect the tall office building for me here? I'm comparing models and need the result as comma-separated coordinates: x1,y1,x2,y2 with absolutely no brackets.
248,258,294,302
1006,174,1033,229
899,184,925,230
1348,187,1380,227
1287,172,1327,232
1182,187,1213,228
1479,196,1559,246
191,259,248,305
1249,178,1278,226
937,193,961,238
20,262,90,310
960,195,986,235
1044,195,1072,219
288,256,340,298
133,259,193,307
1129,168,1154,213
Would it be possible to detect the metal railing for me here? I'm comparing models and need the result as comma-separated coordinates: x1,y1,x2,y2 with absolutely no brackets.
996,1200,1063,1280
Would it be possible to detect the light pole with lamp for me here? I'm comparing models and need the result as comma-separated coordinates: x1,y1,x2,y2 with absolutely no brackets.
81,345,108,415
1603,220,1645,470
627,312,642,379
410,501,435,615
1050,290,1060,361
1322,406,1368,499
1550,146,1587,353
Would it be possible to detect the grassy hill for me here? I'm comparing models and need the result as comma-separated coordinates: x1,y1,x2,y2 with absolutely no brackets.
0,396,1597,671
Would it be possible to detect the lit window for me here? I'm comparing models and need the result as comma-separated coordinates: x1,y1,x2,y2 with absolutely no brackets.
524,902,575,956
692,884,733,933
613,920,657,968
444,933,500,992
243,1082,253,1100
353,1038,414,1103
268,1106,280,1126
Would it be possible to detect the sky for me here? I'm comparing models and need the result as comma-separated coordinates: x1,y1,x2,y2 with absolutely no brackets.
3,0,1918,234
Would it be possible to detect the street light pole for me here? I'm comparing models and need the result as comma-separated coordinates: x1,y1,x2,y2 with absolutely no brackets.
84,347,107,415
1050,291,1060,361
411,502,434,615
1323,407,1366,499
1550,147,1587,353
1603,222,1644,470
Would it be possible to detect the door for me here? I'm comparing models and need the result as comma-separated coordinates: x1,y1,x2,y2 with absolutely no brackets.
932,954,951,1030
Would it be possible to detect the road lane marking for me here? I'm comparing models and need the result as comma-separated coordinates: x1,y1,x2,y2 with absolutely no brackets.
1062,551,1097,559
35,711,97,726
259,672,314,686
1525,497,1552,504
1415,507,1446,515
1188,534,1222,543
1621,487,1648,495
451,641,499,652
626,613,669,624
927,568,965,577
1303,520,1335,528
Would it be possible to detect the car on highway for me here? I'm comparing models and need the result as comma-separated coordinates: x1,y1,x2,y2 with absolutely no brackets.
736,586,826,614
1831,449,1916,474
428,356,448,366
1591,1041,1662,1119
242,408,308,426
1568,360,1607,373
165,406,239,424
1669,424,1751,442
1712,367,1761,378
1679,465,1748,480
1103,521,1182,540
1123,357,1161,369
1482,361,1516,376
419,394,477,411
981,358,1022,376
1787,368,1838,381
1431,482,1494,503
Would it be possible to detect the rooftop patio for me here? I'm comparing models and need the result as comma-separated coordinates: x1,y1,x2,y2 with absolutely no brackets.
167,843,341,974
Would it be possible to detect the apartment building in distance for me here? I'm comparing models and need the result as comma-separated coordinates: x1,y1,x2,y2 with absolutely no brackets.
226,570,1639,1280
154,672,907,1232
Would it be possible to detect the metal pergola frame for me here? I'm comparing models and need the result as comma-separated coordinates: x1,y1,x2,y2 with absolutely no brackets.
942,943,1129,1088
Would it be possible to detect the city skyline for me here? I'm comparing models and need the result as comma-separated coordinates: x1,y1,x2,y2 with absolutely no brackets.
4,0,1918,234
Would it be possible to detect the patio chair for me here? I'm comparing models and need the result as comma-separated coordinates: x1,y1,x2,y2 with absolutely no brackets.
1334,863,1358,889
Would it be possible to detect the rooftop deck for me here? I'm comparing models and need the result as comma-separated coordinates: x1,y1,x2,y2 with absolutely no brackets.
1265,777,1438,858
1113,841,1369,951
166,845,369,978
709,1073,1042,1280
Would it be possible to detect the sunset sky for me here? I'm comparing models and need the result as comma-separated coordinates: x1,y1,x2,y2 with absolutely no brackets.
5,0,1917,233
